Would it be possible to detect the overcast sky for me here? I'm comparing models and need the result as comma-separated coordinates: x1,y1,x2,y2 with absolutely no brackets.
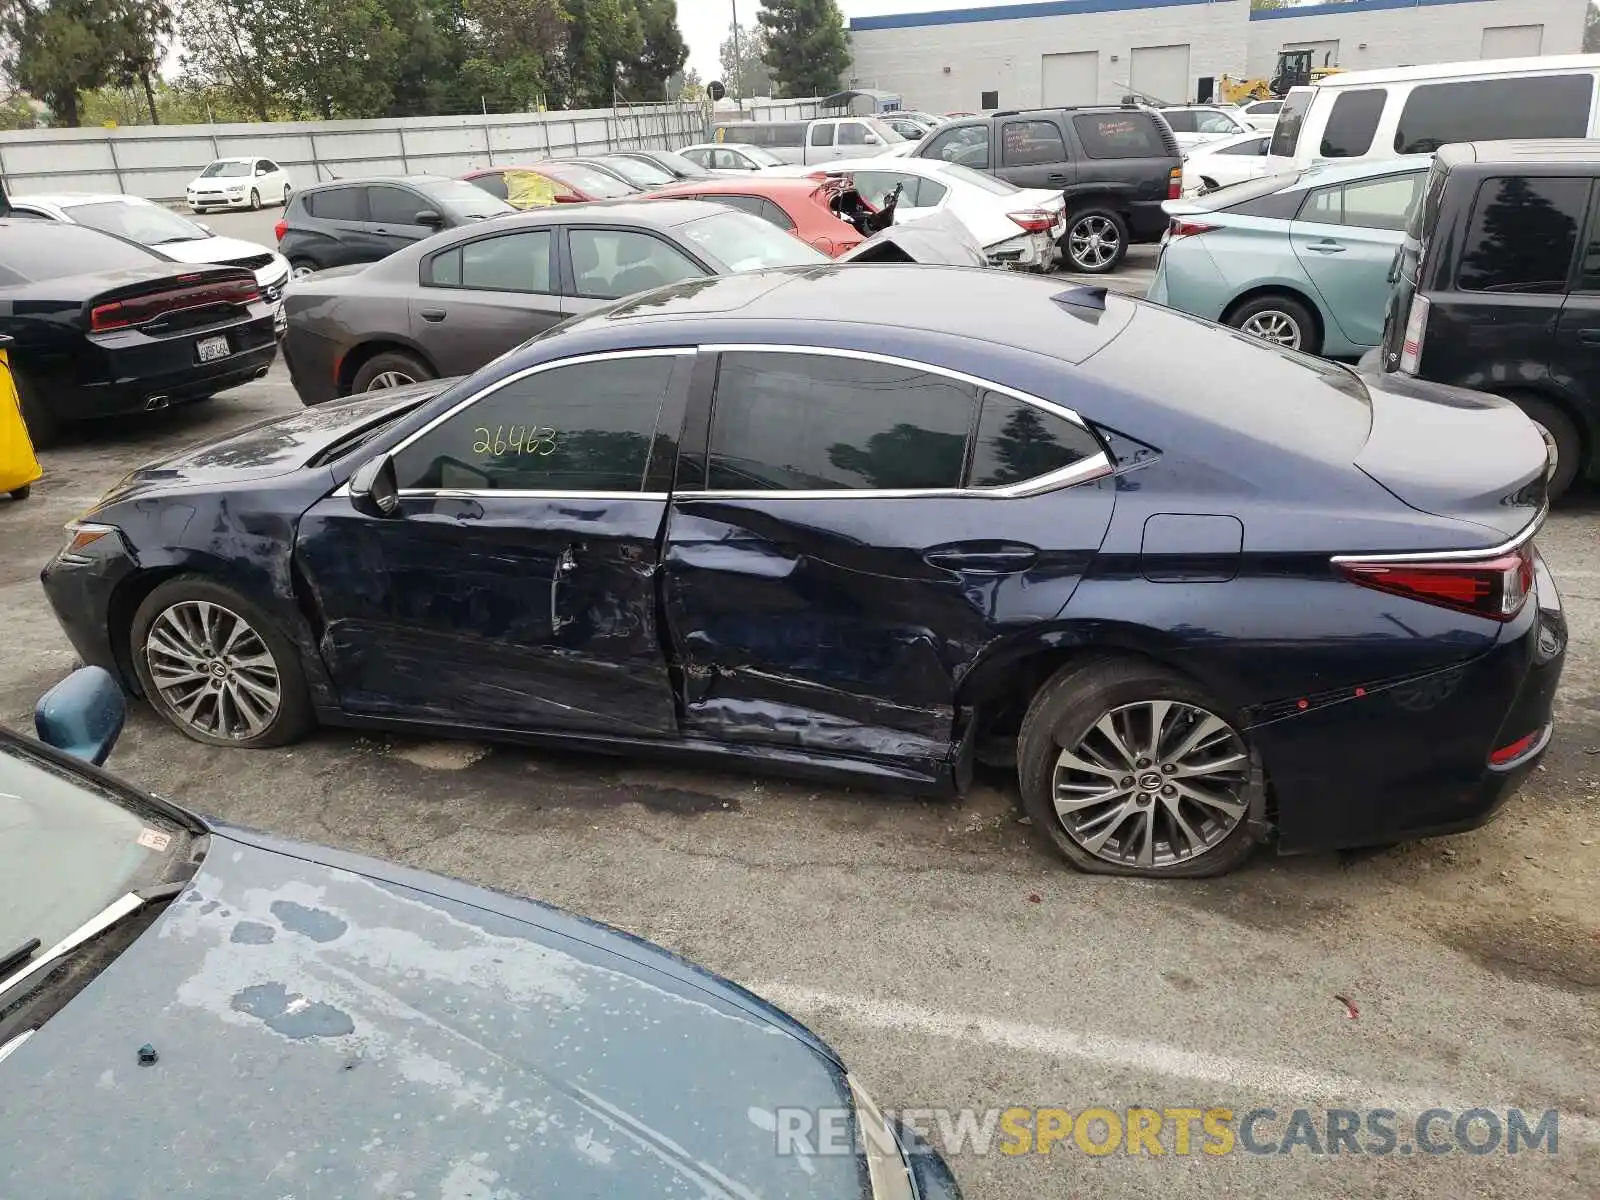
681,0,925,78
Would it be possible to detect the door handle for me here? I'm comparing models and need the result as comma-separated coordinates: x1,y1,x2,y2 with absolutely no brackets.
1047,172,1067,182
1306,240,1346,254
557,547,578,575
419,308,446,322
551,546,579,632
923,543,1040,573
1578,328,1600,345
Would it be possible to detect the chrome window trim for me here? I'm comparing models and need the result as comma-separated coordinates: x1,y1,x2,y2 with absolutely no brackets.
1330,504,1547,564
692,343,1114,499
396,489,668,502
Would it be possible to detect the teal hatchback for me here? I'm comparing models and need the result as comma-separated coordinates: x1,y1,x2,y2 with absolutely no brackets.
1148,157,1433,358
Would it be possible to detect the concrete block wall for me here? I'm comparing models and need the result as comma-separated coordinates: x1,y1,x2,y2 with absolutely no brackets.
1245,0,1588,78
848,0,1252,114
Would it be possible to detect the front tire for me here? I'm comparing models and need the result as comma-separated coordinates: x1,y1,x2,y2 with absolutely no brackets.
281,183,292,205
1061,209,1128,274
249,188,261,211
130,576,314,748
1226,293,1321,356
1506,394,1581,501
350,350,433,394
1017,658,1262,877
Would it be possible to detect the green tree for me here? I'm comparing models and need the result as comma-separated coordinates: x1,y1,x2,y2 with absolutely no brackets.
274,0,405,117
561,0,642,108
1586,1,1600,54
109,0,171,124
386,0,474,117
3,0,133,126
757,0,847,99
461,0,565,112
178,0,278,120
718,19,771,98
618,0,685,100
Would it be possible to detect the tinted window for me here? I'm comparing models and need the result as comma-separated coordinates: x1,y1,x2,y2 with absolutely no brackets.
1073,114,1164,159
308,186,363,220
707,352,976,491
1219,136,1270,156
1395,75,1594,154
924,125,989,169
425,230,552,292
1196,111,1241,134
811,123,836,147
707,193,769,220
1301,171,1424,231
967,393,1101,488
1270,88,1313,157
393,355,675,492
0,222,159,281
1578,192,1600,291
468,172,509,201
1001,120,1066,166
569,227,704,298
760,199,797,231
1319,89,1385,158
367,186,424,225
1162,110,1197,133
417,179,515,219
1458,176,1587,295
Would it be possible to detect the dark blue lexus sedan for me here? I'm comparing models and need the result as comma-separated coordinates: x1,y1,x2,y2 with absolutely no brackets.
40,265,1566,877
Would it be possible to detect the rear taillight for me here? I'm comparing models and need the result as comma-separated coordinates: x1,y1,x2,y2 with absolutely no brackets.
1335,543,1534,622
1398,293,1430,375
274,218,287,242
1168,219,1218,241
1168,167,1182,200
1008,209,1056,233
90,277,262,332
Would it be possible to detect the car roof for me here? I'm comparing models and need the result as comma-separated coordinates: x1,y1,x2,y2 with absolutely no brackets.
1291,154,1436,187
652,176,822,198
1312,53,1600,89
16,192,155,206
1436,138,1600,168
205,156,259,164
680,142,763,152
300,175,450,192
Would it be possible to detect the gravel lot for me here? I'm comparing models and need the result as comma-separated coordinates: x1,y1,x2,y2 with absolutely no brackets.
2,209,1595,1197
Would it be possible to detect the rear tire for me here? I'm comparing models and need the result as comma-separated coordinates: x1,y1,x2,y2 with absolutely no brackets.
8,485,29,500
289,258,317,280
1060,208,1128,274
1016,657,1262,877
281,183,292,205
12,368,59,449
350,350,433,394
1505,394,1581,501
1226,293,1321,356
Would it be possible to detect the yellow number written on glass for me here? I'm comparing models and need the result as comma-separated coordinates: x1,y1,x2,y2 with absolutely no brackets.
473,425,560,456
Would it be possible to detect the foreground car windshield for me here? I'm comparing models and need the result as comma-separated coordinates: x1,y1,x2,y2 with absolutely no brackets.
418,179,515,219
679,211,829,270
0,739,187,958
548,163,635,198
63,201,211,246
199,161,251,178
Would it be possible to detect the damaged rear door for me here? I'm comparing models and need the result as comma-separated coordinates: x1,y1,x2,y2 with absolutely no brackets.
661,347,1115,778
294,349,692,736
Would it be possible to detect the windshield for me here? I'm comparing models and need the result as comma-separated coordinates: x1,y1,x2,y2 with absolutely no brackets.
604,157,675,187
679,211,828,271
0,738,186,959
866,118,906,143
64,200,211,246
935,161,1019,195
417,179,515,219
649,150,713,178
200,161,251,178
546,163,636,198
1271,88,1313,157
744,145,785,167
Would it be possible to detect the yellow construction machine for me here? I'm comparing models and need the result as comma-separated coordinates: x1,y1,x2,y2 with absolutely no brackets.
1217,50,1341,104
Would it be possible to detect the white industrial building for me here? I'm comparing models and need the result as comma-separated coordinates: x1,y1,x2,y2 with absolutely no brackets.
847,0,1588,113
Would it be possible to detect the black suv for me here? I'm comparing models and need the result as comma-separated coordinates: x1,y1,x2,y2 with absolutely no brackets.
278,177,513,277
911,106,1182,273
1378,139,1600,499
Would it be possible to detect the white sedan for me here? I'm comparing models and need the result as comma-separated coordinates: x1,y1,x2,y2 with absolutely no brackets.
776,157,1067,270
1180,131,1274,195
185,157,292,212
7,193,292,326
1237,99,1283,132
678,143,783,173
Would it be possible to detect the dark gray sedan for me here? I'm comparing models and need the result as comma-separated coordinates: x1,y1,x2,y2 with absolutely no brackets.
281,200,828,405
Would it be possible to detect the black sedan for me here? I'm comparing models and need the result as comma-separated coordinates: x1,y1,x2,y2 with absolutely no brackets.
3,667,957,1198
0,221,277,446
42,266,1565,878
611,147,719,181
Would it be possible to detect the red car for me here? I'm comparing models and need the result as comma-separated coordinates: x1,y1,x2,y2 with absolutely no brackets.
461,162,637,208
645,176,869,256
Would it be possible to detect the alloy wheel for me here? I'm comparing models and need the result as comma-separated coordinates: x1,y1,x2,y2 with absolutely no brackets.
1052,700,1250,869
291,264,316,280
1239,310,1302,348
144,600,282,740
1067,216,1120,270
366,370,417,390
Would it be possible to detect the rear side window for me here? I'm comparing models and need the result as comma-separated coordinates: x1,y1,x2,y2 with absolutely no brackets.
1073,114,1164,159
307,186,363,220
1457,175,1588,294
1162,110,1197,133
811,123,836,147
1300,171,1424,231
425,230,552,293
1270,89,1313,157
706,352,977,492
1001,120,1066,167
1395,74,1595,154
967,393,1100,488
1219,136,1270,156
1319,89,1385,158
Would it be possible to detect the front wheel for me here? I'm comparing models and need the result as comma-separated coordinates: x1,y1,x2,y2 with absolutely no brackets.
1226,294,1321,356
130,576,315,748
249,188,261,211
1017,658,1263,877
1060,209,1128,274
351,350,433,394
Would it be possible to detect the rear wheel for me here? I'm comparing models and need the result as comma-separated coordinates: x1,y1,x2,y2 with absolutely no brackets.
289,258,317,280
1017,658,1262,877
12,368,59,449
1506,393,1581,500
8,485,29,500
249,188,261,211
1061,209,1127,273
281,183,292,205
350,350,433,394
1226,293,1321,356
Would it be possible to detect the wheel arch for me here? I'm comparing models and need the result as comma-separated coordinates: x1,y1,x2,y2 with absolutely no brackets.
1490,383,1593,481
335,338,439,398
1221,284,1327,347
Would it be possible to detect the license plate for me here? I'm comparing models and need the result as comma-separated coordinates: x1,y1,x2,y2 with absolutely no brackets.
196,335,231,363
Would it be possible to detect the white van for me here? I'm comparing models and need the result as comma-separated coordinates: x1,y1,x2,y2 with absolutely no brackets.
1265,54,1600,173
710,116,907,166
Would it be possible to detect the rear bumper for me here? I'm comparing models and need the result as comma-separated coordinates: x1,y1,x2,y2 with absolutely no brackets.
59,319,278,421
985,230,1057,269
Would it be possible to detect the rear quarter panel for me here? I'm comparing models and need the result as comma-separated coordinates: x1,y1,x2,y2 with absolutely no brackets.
1161,220,1317,324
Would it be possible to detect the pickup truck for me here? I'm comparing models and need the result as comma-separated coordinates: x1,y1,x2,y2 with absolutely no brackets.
909,106,1182,273
710,116,909,167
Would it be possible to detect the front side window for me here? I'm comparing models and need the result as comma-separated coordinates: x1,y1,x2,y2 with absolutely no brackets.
1394,74,1594,154
368,186,426,225
706,352,977,492
924,125,990,169
1073,114,1164,159
425,230,552,293
1001,120,1067,167
811,123,836,147
838,122,869,146
393,355,676,492
852,171,915,209
1196,111,1241,135
1319,89,1385,158
1458,175,1587,294
968,393,1102,487
569,227,704,299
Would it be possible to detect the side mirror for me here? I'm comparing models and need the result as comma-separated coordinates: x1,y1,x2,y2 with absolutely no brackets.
255,168,268,176
864,133,881,145
349,453,401,517
414,209,445,228
35,666,126,765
